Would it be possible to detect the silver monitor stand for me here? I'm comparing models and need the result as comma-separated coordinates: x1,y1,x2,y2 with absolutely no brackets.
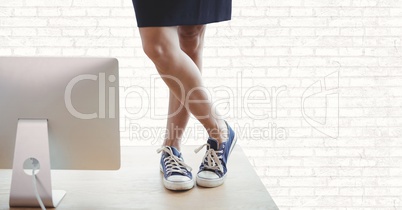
10,119,65,207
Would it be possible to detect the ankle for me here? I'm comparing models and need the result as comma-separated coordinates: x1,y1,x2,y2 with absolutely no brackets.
163,140,181,151
208,121,228,144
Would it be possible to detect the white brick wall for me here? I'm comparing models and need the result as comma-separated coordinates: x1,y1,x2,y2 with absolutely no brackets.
1,0,402,209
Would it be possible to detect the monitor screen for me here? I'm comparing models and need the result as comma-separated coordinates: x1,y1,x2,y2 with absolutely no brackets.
0,56,120,170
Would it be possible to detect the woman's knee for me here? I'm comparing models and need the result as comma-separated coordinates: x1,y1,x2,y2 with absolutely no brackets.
142,42,166,61
139,27,177,62
178,25,205,54
178,25,205,39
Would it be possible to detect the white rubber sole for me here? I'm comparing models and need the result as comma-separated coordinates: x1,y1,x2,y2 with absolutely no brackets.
160,166,194,191
163,178,194,191
196,174,226,188
196,132,237,188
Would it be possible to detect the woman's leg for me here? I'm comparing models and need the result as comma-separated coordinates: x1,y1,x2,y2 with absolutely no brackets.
162,25,206,150
139,26,227,143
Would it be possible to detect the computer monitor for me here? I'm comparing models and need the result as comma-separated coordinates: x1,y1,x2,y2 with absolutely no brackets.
0,56,121,207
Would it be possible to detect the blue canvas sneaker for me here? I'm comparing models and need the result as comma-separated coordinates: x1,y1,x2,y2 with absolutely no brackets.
157,146,194,191
194,121,237,187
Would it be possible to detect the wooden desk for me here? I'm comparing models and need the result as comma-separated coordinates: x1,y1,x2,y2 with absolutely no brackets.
0,146,278,210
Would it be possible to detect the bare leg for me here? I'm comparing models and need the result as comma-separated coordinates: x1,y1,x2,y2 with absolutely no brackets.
162,25,206,150
139,26,227,144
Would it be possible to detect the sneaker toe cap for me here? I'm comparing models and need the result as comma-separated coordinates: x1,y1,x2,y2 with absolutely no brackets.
167,175,191,182
197,171,220,179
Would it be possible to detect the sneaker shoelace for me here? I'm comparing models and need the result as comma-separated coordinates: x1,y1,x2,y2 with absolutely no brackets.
157,146,192,175
195,143,224,174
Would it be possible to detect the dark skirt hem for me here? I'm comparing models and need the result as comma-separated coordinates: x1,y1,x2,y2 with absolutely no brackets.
132,0,232,28
136,17,231,28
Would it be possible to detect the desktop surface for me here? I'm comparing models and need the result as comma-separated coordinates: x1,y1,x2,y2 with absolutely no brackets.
0,146,278,210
